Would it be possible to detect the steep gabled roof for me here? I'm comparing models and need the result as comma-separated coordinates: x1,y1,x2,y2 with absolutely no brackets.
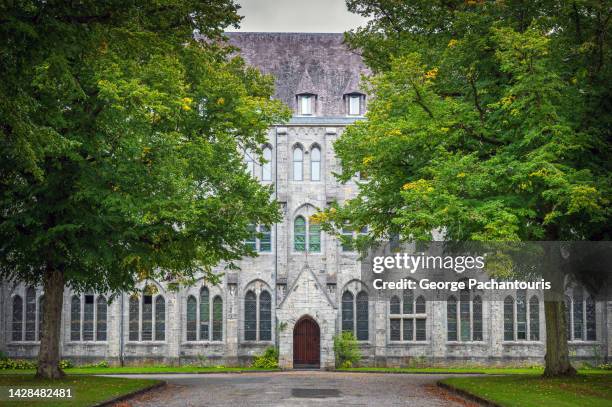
226,32,369,116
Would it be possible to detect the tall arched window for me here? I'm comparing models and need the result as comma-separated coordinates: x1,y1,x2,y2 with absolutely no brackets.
72,295,82,341
155,296,165,340
293,146,303,181
529,296,539,340
244,289,272,341
186,295,197,341
212,296,223,341
259,291,272,341
504,292,540,341
565,286,597,341
244,291,257,340
25,287,36,341
96,296,107,341
38,295,44,341
447,296,457,341
294,215,322,253
446,287,482,342
129,295,139,341
129,294,166,342
12,295,23,341
356,291,369,340
142,295,153,341
262,146,272,181
504,296,514,341
294,216,306,252
83,294,95,341
308,220,321,252
310,146,321,181
200,287,210,340
391,289,426,341
341,291,354,333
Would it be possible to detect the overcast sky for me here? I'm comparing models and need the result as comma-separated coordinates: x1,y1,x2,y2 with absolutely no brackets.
227,0,369,33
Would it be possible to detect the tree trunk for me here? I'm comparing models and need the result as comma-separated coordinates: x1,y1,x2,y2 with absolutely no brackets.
542,252,576,377
36,268,66,379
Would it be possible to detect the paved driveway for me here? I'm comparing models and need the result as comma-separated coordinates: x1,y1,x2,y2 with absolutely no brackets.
109,371,475,407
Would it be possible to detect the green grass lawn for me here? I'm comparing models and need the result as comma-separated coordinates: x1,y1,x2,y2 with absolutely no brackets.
0,366,279,375
440,374,612,407
338,366,612,375
0,374,161,406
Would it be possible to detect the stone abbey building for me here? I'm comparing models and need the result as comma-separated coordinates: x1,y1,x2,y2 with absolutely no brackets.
1,33,610,369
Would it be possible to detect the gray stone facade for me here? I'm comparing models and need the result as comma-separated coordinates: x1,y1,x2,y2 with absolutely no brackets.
1,33,610,369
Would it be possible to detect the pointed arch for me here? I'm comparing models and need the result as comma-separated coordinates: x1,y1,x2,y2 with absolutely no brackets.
199,286,210,340
356,291,369,340
292,144,303,180
310,144,321,181
244,290,257,340
294,216,306,252
186,295,197,341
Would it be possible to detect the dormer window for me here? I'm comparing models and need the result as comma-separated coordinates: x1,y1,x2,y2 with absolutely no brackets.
345,93,365,116
297,94,315,116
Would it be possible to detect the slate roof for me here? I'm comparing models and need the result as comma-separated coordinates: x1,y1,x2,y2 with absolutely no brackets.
225,32,370,117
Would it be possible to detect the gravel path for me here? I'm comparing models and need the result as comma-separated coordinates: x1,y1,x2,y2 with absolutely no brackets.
106,371,477,407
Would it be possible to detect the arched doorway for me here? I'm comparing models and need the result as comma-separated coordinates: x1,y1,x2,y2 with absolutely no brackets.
293,316,320,368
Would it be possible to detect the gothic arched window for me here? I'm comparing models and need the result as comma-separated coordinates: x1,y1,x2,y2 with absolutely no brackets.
129,293,166,342
447,296,457,341
294,216,306,252
12,295,23,341
244,290,257,340
565,286,597,341
446,283,484,342
262,146,272,181
212,296,223,341
83,294,95,341
341,291,354,333
200,286,210,340
25,287,36,341
503,291,540,341
356,291,369,340
155,296,165,341
391,289,426,341
38,295,44,341
308,220,321,252
529,296,539,340
260,291,272,341
186,295,197,341
310,146,321,181
245,149,255,176
293,146,303,181
504,296,514,341
96,295,107,341
72,295,82,341
129,295,139,341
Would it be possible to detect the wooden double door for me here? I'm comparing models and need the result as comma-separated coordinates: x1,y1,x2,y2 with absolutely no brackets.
293,317,320,368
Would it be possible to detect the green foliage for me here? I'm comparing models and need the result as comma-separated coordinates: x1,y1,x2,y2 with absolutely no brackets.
323,1,611,245
333,332,361,368
80,360,109,369
251,347,279,369
0,1,290,292
0,359,38,370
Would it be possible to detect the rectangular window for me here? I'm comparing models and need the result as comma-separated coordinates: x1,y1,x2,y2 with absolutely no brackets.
245,224,257,251
403,318,413,341
390,319,401,341
341,227,353,252
308,223,321,252
415,319,426,341
460,300,470,341
259,225,271,252
447,301,457,341
142,295,152,341
300,95,312,115
349,95,360,115
83,295,94,341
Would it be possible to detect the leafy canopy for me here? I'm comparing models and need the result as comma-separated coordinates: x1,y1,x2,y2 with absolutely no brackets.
318,0,611,246
0,1,290,293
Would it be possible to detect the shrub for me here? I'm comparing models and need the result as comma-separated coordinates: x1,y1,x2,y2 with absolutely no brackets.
58,359,74,369
333,331,361,368
597,363,612,370
252,347,279,369
80,360,109,368
0,359,37,370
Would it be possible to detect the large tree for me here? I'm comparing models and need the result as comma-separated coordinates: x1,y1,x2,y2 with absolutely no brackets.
0,1,289,379
319,0,611,376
